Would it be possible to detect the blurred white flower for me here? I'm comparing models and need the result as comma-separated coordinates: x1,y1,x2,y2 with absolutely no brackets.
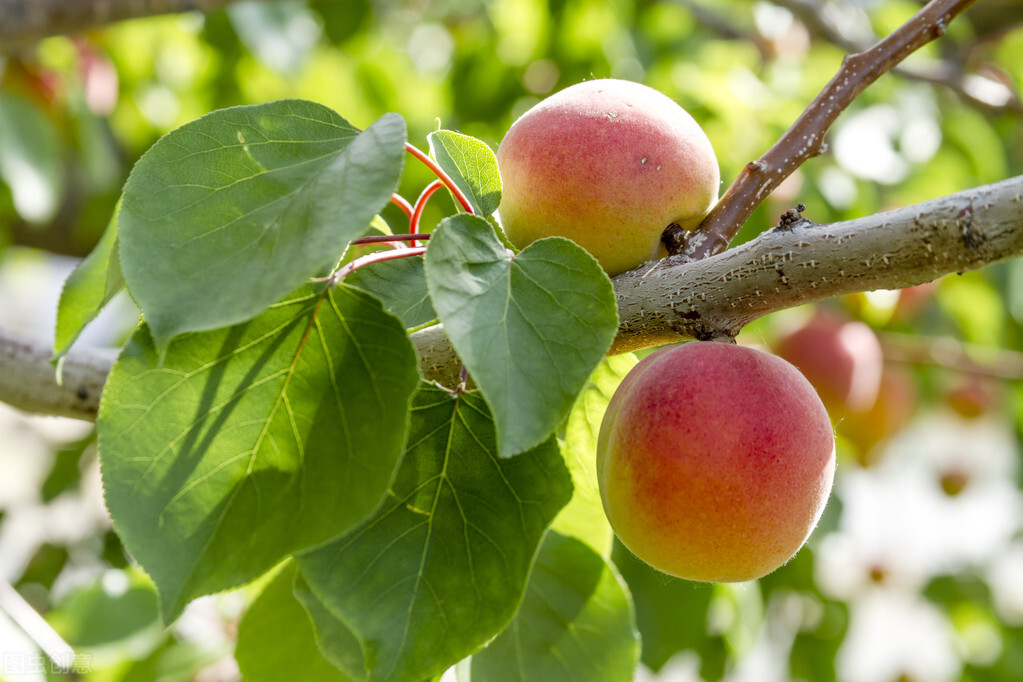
838,587,962,682
817,414,1020,597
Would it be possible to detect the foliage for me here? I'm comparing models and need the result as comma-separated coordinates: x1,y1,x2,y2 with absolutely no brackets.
1,1,1022,682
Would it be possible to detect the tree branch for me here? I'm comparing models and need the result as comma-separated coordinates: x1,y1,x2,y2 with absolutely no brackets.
767,0,1023,114
685,0,979,260
0,0,269,51
7,175,1017,420
0,330,114,420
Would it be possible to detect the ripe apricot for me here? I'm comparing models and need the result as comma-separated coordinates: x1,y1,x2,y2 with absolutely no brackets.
772,310,883,416
597,342,836,582
496,79,719,276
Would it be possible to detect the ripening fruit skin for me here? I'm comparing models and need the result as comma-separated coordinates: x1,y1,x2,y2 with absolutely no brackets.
597,342,836,582
772,310,883,417
496,79,720,276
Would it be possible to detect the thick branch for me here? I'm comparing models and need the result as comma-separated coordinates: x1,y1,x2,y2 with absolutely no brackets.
0,0,268,50
2,175,1021,420
0,331,114,419
687,0,978,260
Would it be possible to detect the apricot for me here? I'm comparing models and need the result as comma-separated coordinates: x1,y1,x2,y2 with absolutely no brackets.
839,365,918,467
772,310,883,416
597,341,836,582
496,79,720,276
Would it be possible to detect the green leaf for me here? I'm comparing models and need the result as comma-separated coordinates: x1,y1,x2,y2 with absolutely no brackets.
427,129,502,217
298,385,573,682
0,93,64,223
293,575,366,678
235,563,352,682
345,255,436,328
424,214,618,458
118,100,406,352
553,354,638,556
612,539,719,673
97,284,420,621
53,208,127,363
463,531,640,682
46,568,161,655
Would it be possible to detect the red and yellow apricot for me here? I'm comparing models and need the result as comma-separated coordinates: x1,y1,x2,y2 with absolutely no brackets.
496,78,720,276
597,341,836,582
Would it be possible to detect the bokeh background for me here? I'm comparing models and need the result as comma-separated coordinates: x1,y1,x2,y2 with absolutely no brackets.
1,0,1022,680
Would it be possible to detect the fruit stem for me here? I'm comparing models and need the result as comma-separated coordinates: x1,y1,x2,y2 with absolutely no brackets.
405,142,475,215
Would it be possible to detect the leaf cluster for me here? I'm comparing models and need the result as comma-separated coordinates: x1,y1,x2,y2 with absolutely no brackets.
59,98,638,680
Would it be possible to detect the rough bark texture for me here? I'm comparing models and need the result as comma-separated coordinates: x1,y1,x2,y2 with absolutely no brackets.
0,330,116,419
2,175,1021,420
686,0,980,259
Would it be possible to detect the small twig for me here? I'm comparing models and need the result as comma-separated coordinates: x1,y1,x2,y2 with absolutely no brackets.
674,0,772,60
687,0,979,261
351,233,431,246
768,0,1023,115
880,331,1023,380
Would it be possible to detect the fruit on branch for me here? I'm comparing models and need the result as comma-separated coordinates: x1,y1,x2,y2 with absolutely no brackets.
597,341,836,582
771,310,883,417
838,365,918,467
495,78,720,276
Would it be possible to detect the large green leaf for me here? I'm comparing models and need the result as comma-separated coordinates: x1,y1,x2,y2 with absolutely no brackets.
293,574,366,678
97,284,420,621
462,531,640,682
345,254,436,328
53,208,126,363
424,214,618,457
235,563,352,682
298,385,572,682
427,129,502,217
553,354,637,556
118,100,406,351
612,540,721,674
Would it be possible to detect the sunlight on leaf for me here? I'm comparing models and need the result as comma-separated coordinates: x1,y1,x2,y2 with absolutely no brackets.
427,129,502,217
424,214,617,458
463,531,640,682
118,100,406,352
97,284,419,621
297,385,572,682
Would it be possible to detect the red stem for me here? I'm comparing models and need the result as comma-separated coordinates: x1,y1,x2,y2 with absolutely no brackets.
405,142,476,215
409,179,445,246
331,246,428,285
390,193,414,220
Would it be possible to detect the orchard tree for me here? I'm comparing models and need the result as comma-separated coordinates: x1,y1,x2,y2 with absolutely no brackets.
0,0,1021,681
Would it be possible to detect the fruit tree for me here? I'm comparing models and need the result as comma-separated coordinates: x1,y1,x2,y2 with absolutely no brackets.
0,1,1021,681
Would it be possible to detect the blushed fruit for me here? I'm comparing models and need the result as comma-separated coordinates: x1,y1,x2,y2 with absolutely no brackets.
496,78,720,276
597,342,836,582
772,310,883,417
839,365,918,467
